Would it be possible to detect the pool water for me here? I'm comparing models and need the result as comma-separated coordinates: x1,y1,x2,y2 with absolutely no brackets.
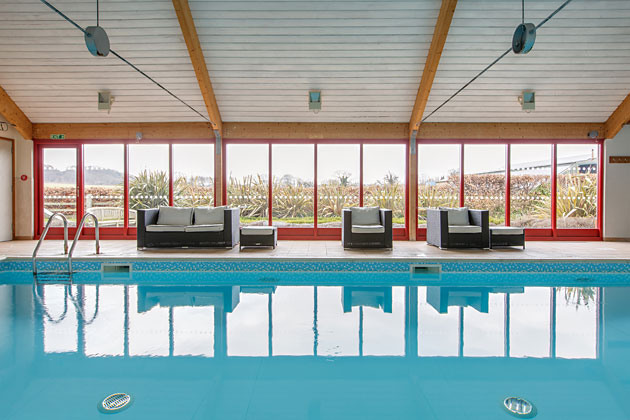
0,268,629,419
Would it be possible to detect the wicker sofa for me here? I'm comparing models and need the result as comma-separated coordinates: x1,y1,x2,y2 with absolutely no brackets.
137,206,240,249
426,207,489,249
342,207,393,249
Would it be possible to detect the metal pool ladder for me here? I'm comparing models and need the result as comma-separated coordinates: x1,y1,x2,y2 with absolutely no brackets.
32,212,69,275
32,212,100,275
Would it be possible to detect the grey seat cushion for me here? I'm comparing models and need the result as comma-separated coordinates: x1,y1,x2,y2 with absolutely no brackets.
448,225,482,234
146,224,186,233
351,224,385,234
157,206,193,225
491,226,524,235
194,206,226,225
440,207,469,226
350,206,380,225
241,226,277,236
184,224,224,233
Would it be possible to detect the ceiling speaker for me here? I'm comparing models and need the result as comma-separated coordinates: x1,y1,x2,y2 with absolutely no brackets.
85,26,110,57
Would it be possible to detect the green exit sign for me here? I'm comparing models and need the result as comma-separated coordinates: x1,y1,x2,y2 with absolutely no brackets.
50,134,65,140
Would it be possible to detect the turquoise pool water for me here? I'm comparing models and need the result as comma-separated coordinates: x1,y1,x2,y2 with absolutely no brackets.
0,260,629,419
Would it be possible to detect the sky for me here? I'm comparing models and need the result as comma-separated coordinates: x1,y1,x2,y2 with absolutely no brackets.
43,142,598,185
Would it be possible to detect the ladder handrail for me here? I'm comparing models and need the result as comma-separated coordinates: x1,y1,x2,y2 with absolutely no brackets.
68,212,100,273
32,212,69,274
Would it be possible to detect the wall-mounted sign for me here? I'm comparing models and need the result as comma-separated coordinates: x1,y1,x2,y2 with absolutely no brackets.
50,134,65,140
609,156,630,164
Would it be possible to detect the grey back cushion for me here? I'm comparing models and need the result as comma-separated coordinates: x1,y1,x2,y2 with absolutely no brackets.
441,207,469,226
194,206,226,225
157,206,193,225
350,206,381,225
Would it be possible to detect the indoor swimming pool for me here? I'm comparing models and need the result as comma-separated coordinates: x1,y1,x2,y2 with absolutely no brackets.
0,259,629,419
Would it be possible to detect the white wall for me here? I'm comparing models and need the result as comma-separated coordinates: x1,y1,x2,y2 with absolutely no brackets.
0,113,33,239
604,125,630,240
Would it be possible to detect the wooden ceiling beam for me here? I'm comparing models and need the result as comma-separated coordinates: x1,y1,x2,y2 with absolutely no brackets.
172,0,222,137
604,93,630,139
0,85,32,140
409,0,458,137
32,122,604,141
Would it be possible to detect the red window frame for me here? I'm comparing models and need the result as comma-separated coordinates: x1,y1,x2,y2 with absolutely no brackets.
414,139,604,241
33,136,603,242
223,138,409,241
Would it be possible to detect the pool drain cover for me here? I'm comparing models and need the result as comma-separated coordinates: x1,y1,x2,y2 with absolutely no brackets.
99,393,132,414
503,397,536,418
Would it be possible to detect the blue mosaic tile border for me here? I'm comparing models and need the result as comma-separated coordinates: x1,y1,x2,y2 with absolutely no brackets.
1,258,630,274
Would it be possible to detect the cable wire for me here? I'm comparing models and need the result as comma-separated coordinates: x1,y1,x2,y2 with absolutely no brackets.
422,0,574,123
39,0,210,122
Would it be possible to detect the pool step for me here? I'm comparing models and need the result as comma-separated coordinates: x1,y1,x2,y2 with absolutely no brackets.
34,271,73,284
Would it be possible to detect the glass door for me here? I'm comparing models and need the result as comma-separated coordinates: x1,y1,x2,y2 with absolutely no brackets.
41,147,79,229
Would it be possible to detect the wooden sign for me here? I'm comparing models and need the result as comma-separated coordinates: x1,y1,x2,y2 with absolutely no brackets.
609,156,630,164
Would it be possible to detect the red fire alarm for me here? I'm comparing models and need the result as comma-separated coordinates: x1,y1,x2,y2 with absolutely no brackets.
20,175,27,181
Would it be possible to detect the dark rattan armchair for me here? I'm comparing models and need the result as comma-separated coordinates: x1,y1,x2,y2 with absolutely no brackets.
426,208,489,249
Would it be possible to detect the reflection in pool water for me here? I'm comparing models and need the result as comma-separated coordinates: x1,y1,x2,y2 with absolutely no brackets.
0,278,627,419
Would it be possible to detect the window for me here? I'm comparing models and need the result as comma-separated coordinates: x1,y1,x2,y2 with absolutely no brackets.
226,144,269,226
555,287,597,359
83,145,124,227
317,144,360,228
510,145,552,228
317,287,359,356
363,144,406,228
556,144,598,229
418,145,460,226
227,292,269,356
418,287,460,357
272,145,314,228
509,288,550,358
128,144,169,227
84,285,124,357
43,148,77,227
362,287,405,356
173,306,214,357
463,291,505,357
172,144,214,207
272,287,314,356
464,145,506,226
128,286,170,357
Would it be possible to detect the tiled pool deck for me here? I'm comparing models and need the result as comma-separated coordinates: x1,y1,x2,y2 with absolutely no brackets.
1,239,629,262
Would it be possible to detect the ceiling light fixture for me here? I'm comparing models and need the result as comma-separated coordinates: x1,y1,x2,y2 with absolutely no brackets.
309,90,321,114
518,90,535,112
512,0,536,54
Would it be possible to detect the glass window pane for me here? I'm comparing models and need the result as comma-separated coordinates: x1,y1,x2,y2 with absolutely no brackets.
128,144,170,227
362,287,405,356
173,306,214,357
226,144,269,226
317,144,360,228
556,144,598,229
463,291,505,357
129,286,170,357
84,145,124,227
510,145,552,228
363,144,406,228
43,148,77,227
317,287,359,356
464,145,506,226
173,144,214,207
272,287,314,356
418,287,460,357
43,285,78,353
418,145,460,226
227,292,269,356
509,288,551,358
272,145,314,228
84,285,124,357
556,287,597,359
